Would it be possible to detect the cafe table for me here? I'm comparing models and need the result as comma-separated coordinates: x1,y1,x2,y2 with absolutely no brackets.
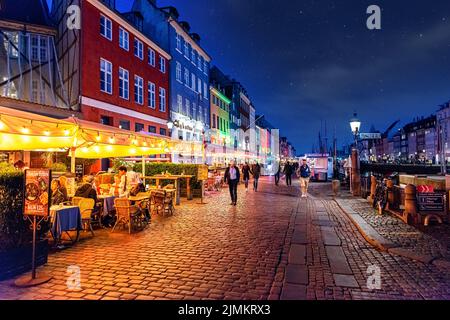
49,205,83,245
98,194,116,218
144,175,194,205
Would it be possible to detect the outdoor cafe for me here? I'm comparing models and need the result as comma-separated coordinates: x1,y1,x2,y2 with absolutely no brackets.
0,106,205,248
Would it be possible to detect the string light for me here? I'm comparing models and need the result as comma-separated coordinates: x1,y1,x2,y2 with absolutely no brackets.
43,130,50,136
109,136,115,144
63,129,70,136
21,126,30,134
96,133,101,142
0,119,4,130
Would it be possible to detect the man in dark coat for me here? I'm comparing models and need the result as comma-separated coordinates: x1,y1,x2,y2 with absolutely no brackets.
250,162,261,192
224,160,240,206
283,161,293,186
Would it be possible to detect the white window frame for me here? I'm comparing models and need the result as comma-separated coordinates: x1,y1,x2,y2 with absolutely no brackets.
148,81,156,109
119,67,129,100
148,48,155,67
184,68,189,86
159,56,166,73
100,15,112,41
134,75,144,105
191,73,196,91
198,55,202,70
176,62,182,82
204,61,208,75
177,94,183,113
198,78,202,95
159,87,166,112
100,58,112,94
176,33,182,52
203,83,208,100
119,27,129,51
191,49,196,66
134,38,144,60
184,41,189,59
185,99,190,117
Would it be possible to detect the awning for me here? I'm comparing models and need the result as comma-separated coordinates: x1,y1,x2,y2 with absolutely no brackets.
0,106,177,158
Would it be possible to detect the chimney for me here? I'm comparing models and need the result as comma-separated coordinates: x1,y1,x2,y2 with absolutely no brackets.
190,33,201,43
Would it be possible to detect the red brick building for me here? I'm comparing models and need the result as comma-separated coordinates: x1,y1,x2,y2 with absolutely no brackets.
79,0,171,136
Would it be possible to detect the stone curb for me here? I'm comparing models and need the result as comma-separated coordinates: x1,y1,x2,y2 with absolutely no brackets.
335,199,396,252
334,198,446,266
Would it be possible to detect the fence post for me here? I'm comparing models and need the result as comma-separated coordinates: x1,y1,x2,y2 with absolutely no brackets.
369,175,377,203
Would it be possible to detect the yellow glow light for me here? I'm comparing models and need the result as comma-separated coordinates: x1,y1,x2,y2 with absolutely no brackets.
40,136,49,142
94,146,100,153
21,127,30,134
63,129,70,136
143,141,148,147
96,135,101,142
82,147,88,153
130,148,136,154
132,139,138,145
106,145,113,151
109,137,115,144
21,135,30,142
0,121,4,130
44,130,50,136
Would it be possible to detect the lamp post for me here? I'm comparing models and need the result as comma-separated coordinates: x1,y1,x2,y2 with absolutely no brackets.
350,113,361,197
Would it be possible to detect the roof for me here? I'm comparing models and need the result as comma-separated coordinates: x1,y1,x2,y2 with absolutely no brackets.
0,0,52,27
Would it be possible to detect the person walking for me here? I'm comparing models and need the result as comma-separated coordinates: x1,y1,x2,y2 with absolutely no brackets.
224,160,240,206
242,162,251,192
284,161,293,186
274,162,281,186
250,162,261,192
298,159,312,197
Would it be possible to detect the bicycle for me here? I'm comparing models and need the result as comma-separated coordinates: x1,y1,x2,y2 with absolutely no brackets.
372,178,388,215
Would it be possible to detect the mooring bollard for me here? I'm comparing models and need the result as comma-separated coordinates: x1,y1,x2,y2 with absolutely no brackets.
404,184,418,224
386,179,395,209
369,175,377,203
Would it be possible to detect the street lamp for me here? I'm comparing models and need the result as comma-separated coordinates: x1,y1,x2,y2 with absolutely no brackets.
350,113,361,149
349,113,361,197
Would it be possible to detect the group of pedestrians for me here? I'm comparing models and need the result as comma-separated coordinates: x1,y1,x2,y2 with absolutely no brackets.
224,160,262,206
224,159,312,205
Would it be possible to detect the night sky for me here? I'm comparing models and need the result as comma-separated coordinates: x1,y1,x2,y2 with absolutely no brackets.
115,0,450,154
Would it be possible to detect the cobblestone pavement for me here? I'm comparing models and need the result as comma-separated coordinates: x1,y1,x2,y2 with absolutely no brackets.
277,183,450,300
0,178,299,300
338,196,450,260
2,179,450,300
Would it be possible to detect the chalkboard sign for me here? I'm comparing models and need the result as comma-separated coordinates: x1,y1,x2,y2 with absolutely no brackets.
75,164,84,178
417,193,445,212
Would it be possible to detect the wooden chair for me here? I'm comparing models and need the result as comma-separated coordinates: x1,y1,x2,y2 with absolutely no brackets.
112,198,140,234
78,198,95,236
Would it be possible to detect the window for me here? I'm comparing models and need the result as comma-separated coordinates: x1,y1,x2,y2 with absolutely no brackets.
184,68,189,86
119,120,130,130
184,41,189,58
203,83,208,99
100,15,112,40
159,87,166,112
193,102,197,120
159,56,166,73
148,126,156,133
135,123,144,132
198,55,202,70
148,81,156,109
119,27,129,51
100,115,112,126
134,38,143,60
148,48,155,66
212,114,216,129
31,35,47,61
32,80,44,103
39,37,47,61
191,49,196,65
177,95,183,113
134,75,143,105
176,62,182,82
160,128,167,136
191,73,196,91
198,78,202,94
100,58,112,94
185,99,190,117
176,33,182,52
118,67,129,100
204,61,208,74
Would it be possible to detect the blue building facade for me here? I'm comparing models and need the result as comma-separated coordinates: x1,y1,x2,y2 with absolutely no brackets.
131,1,211,163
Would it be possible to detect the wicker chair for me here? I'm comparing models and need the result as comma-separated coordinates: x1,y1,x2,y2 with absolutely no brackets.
151,190,174,216
78,198,95,236
72,197,83,206
112,198,140,234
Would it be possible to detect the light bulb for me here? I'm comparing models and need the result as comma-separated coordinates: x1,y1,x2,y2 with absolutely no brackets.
21,127,30,134
44,130,50,136
0,121,4,130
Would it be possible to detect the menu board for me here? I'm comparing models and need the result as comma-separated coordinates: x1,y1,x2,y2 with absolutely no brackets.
197,165,209,181
417,193,445,212
24,169,51,217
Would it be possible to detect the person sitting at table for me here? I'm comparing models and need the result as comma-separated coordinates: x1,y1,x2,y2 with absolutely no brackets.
109,174,121,197
58,175,69,200
51,180,68,206
75,175,98,202
118,166,129,198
